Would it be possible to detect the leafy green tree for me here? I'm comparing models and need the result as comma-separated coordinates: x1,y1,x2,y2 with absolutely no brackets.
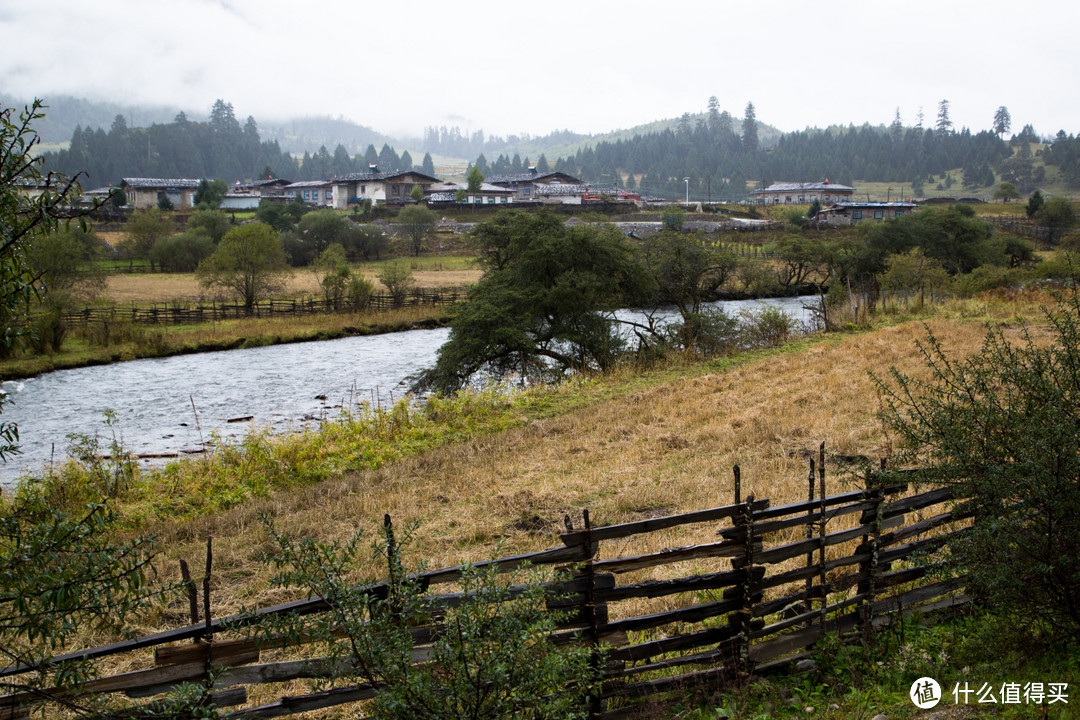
193,178,228,209
313,243,351,309
344,223,388,262
255,198,295,232
394,205,437,257
409,183,424,203
640,230,737,318
294,209,350,263
197,222,289,314
377,264,415,308
742,101,759,152
1025,189,1045,218
770,235,830,291
466,165,484,193
26,227,106,352
877,248,951,308
186,208,231,243
149,228,215,272
418,210,650,394
992,182,1019,203
121,208,173,268
993,105,1012,138
876,290,1080,638
1035,196,1076,244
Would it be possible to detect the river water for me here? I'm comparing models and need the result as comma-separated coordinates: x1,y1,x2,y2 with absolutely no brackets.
0,296,817,484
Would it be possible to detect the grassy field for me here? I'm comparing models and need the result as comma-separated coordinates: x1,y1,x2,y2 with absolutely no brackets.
26,287,1067,718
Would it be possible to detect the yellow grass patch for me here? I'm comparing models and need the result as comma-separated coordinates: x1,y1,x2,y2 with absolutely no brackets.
104,268,481,303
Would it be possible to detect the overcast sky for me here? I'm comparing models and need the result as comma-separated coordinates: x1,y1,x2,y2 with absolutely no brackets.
2,0,1076,142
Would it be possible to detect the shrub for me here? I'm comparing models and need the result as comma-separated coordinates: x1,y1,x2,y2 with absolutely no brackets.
876,289,1080,639
253,519,600,720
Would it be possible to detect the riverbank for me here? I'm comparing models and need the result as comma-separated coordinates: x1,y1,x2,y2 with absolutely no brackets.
0,304,455,380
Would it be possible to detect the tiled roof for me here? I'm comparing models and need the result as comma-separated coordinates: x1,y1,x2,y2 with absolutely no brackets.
535,184,588,195
121,178,200,188
283,180,333,188
485,171,582,184
335,170,440,183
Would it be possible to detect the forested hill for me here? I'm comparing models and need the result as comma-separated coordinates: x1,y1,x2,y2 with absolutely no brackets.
533,99,1023,201
40,100,429,189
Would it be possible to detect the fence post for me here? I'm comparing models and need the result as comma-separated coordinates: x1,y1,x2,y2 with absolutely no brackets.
816,442,828,634
580,508,607,718
727,485,760,677
857,458,888,641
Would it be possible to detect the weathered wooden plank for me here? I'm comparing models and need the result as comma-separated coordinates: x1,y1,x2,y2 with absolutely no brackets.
878,507,974,548
870,577,966,616
590,538,745,575
605,623,749,663
592,568,748,604
613,645,738,680
560,500,769,545
751,485,905,521
229,683,380,718
154,639,259,667
600,664,735,701
588,595,751,640
748,500,880,536
880,485,956,518
748,521,879,567
748,625,824,663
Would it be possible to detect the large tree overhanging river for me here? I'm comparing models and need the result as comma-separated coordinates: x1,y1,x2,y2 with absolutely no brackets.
0,297,817,484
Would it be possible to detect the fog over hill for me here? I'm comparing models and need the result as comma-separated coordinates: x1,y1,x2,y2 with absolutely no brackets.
3,93,781,164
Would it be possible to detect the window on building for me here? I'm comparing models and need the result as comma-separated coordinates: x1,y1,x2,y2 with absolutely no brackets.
874,210,884,219
895,210,905,217
785,196,792,203
852,210,863,220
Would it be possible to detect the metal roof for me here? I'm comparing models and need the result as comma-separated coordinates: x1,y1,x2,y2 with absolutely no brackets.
753,181,855,194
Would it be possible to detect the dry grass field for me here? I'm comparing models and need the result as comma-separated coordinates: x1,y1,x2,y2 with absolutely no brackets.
104,267,481,303
137,297,1049,625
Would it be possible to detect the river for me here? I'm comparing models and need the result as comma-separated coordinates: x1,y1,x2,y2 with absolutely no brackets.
0,296,818,484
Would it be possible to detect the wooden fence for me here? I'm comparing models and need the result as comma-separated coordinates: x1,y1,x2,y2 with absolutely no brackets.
0,452,971,719
62,289,467,327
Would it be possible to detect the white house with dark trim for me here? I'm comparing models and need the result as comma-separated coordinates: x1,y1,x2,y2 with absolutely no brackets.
120,178,200,209
752,180,855,205
484,170,587,205
330,169,441,209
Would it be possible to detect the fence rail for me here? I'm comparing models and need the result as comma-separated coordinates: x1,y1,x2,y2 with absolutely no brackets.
0,450,970,719
62,289,468,327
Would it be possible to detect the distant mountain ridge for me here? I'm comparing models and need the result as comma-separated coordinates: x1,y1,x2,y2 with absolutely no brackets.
1,93,779,164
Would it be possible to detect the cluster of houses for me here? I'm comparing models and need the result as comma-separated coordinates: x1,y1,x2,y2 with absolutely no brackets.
115,173,917,226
